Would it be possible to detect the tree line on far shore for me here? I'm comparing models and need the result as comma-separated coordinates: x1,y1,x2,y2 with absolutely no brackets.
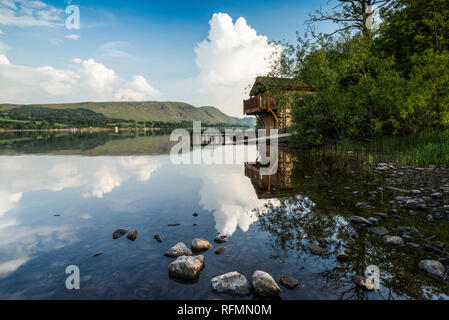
0,105,247,130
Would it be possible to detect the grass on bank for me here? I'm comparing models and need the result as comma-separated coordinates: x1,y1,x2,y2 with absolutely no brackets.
339,130,449,166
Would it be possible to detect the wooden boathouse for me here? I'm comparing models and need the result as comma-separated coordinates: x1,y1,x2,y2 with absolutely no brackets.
243,77,315,132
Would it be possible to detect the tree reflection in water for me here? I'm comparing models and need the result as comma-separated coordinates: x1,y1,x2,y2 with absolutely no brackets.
249,147,449,300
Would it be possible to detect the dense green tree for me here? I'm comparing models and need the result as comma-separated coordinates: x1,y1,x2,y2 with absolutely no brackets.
270,0,449,145
377,0,449,75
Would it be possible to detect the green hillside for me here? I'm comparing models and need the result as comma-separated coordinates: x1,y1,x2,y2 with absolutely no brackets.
0,101,246,127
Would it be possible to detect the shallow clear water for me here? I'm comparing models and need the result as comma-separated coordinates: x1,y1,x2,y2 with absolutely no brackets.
0,131,448,300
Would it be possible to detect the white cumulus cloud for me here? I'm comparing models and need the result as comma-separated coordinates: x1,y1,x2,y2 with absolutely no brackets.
0,54,159,103
187,13,280,116
0,53,10,64
115,75,159,101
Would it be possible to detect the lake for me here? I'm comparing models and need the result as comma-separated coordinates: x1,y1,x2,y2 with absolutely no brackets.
0,131,448,300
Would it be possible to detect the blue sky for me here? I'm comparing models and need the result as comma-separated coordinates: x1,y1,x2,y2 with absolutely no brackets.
0,0,333,116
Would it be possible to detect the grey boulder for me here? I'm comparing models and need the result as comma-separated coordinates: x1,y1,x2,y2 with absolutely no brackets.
165,242,193,258
168,255,204,280
210,272,252,296
419,260,445,278
191,238,212,251
383,235,405,247
252,270,282,297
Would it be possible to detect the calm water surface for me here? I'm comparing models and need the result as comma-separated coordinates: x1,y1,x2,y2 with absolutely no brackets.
0,131,448,300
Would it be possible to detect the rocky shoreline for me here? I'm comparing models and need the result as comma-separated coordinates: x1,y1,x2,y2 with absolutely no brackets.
97,161,448,299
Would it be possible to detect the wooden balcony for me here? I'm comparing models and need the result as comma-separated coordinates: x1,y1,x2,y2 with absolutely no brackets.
243,95,280,115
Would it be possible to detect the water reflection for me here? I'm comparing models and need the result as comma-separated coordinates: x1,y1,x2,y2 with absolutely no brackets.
253,147,449,300
0,132,448,299
245,151,296,199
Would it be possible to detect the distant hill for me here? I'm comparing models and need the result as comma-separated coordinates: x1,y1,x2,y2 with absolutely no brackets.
242,117,257,127
0,101,248,128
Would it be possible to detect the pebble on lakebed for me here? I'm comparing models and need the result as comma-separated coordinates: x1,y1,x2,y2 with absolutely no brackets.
279,276,299,290
349,216,373,227
210,272,252,296
126,230,138,241
112,229,128,239
336,251,350,262
214,235,228,243
308,243,325,255
214,246,227,255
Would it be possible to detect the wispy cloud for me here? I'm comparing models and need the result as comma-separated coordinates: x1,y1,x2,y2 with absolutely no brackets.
65,34,80,40
0,0,64,27
94,41,133,60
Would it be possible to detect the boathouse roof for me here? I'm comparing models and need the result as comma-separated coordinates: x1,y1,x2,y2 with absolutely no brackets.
249,77,311,96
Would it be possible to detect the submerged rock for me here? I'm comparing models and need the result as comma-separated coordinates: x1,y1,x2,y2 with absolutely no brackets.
308,243,325,255
431,193,443,199
214,246,227,255
252,271,282,297
165,242,193,258
336,251,350,262
154,235,163,243
349,216,373,227
350,231,359,239
113,229,128,239
368,217,379,224
214,235,228,243
127,230,138,241
383,235,405,247
366,227,389,236
168,255,204,280
192,238,212,251
210,272,252,296
353,275,375,291
407,242,421,249
419,260,445,278
386,186,411,193
279,276,299,290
